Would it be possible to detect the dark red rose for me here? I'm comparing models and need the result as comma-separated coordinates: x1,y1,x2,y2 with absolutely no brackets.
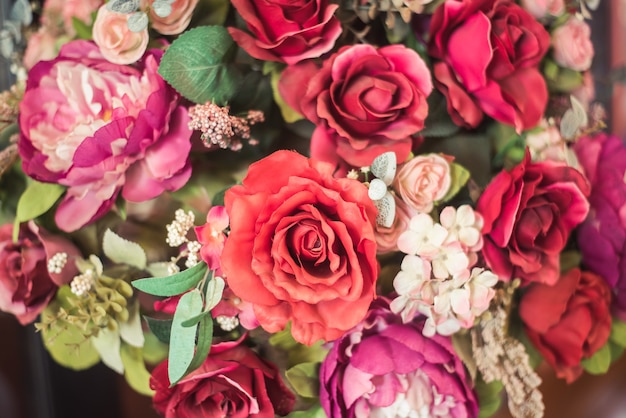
227,0,342,65
0,222,80,324
519,268,612,383
428,0,550,132
150,338,295,418
476,152,590,285
281,44,432,168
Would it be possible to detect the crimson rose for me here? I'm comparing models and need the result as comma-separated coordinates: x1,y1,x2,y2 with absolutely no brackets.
477,152,589,285
227,0,342,65
519,268,612,382
150,338,295,417
221,150,379,345
428,0,550,132
282,44,432,168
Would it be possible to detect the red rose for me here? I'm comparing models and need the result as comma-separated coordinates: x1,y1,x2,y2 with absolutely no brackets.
150,338,295,417
0,222,80,324
221,150,379,345
227,0,342,65
519,268,612,383
477,152,589,285
428,0,550,132
282,44,432,168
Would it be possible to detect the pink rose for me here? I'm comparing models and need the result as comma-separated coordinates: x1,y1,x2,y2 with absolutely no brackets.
428,0,551,132
0,222,80,324
393,153,452,213
143,0,199,35
228,0,342,65
92,6,149,65
19,41,192,232
283,44,432,168
23,30,61,69
552,17,594,72
520,0,564,18
375,196,417,254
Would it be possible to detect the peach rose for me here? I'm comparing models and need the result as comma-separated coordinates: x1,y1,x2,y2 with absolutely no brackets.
393,154,452,214
92,6,149,65
143,0,198,35
552,17,594,71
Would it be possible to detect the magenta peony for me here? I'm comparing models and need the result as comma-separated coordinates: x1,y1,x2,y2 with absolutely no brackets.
320,298,478,418
19,41,192,232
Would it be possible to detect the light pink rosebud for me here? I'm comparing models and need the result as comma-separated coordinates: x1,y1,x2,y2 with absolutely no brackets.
143,0,198,35
92,6,149,65
393,153,452,214
521,0,564,18
552,17,594,71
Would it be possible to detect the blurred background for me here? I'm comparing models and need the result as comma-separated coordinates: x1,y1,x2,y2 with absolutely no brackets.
1,0,626,417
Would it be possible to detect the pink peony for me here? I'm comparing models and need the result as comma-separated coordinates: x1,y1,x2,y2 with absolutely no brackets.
393,153,452,213
552,17,594,72
19,41,192,232
320,298,478,418
0,222,80,324
92,6,149,65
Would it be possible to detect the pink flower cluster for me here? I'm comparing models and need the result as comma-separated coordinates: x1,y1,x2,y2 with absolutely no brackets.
391,206,497,336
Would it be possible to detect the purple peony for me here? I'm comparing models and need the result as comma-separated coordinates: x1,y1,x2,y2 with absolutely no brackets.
320,298,478,418
19,40,192,232
573,133,626,315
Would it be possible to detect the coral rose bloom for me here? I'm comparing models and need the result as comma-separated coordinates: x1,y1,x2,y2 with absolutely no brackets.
221,150,379,345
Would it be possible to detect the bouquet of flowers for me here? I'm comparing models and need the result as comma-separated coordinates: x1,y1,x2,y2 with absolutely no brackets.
0,0,624,416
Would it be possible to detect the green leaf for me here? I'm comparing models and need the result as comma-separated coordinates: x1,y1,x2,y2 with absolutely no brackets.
132,261,208,297
204,275,225,311
476,378,504,418
581,342,611,375
420,91,460,138
186,316,213,374
71,16,92,40
285,362,320,398
142,331,169,365
91,327,123,374
158,26,241,105
610,318,626,348
120,343,155,396
40,307,100,371
270,67,304,123
440,161,470,204
102,229,147,269
0,123,19,146
119,302,145,348
285,404,326,418
168,289,204,385
144,316,173,344
180,310,212,327
13,181,64,241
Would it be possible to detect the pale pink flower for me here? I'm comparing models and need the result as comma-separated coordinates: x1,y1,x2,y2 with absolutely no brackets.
520,0,564,18
440,205,484,252
23,30,63,69
92,6,149,65
552,17,594,72
393,153,452,214
194,206,229,271
397,213,447,258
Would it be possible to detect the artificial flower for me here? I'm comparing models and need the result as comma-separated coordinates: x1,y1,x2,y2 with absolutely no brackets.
221,150,379,345
552,17,594,72
374,195,417,255
143,0,199,35
194,205,229,271
92,5,149,65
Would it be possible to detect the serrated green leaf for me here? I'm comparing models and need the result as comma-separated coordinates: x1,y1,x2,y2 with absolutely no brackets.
610,318,626,348
13,181,64,241
40,306,100,370
581,342,611,375
169,289,203,385
102,229,147,269
158,26,241,105
121,343,155,396
185,316,213,374
285,362,320,399
144,316,173,344
440,161,470,204
132,261,208,296
91,327,123,374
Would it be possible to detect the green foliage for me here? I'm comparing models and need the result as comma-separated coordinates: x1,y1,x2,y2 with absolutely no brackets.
420,91,460,138
286,362,321,399
168,289,204,385
440,162,470,204
268,64,304,124
476,378,504,418
144,316,173,344
13,180,64,241
610,318,626,348
121,343,154,396
543,59,584,93
71,16,93,40
142,331,169,365
158,26,241,105
581,343,611,375
132,261,208,297
285,403,326,418
102,229,147,270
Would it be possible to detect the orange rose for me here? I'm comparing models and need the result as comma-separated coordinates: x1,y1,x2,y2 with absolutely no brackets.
221,151,379,345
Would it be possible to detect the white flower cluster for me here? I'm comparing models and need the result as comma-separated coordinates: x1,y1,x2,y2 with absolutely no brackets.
166,209,195,247
390,205,498,337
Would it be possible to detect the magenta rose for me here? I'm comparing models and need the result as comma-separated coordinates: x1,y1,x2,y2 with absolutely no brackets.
573,134,626,314
320,298,478,418
19,41,192,232
477,152,590,285
428,0,550,132
519,268,612,383
150,337,295,417
282,44,432,168
0,222,80,324
227,0,342,65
